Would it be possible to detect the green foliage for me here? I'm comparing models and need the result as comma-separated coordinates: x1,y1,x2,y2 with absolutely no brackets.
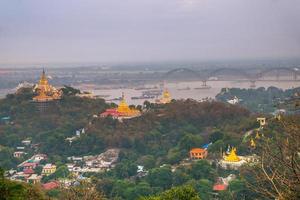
147,166,173,190
0,168,46,200
140,185,201,200
61,85,80,96
216,86,300,113
189,160,216,181
179,134,203,152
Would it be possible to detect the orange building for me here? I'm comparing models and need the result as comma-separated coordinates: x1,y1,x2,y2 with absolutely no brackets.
190,148,208,160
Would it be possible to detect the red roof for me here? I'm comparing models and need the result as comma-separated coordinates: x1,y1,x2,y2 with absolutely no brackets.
23,168,35,174
42,181,60,190
190,148,207,153
213,184,228,191
100,109,122,117
23,162,37,167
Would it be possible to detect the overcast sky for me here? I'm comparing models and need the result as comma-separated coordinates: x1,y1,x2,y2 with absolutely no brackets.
0,0,299,65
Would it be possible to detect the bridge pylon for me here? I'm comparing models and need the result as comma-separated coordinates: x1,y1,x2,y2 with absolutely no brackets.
293,71,297,81
250,80,256,88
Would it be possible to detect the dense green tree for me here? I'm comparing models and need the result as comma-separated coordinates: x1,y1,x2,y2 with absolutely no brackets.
189,160,216,181
140,185,201,200
147,166,173,190
179,134,203,152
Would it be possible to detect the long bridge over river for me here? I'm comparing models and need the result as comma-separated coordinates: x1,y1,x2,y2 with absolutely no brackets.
162,67,300,88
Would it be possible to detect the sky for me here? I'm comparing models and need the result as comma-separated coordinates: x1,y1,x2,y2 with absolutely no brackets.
0,0,300,65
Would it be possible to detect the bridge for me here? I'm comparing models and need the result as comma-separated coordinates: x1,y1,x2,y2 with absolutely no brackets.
161,67,300,88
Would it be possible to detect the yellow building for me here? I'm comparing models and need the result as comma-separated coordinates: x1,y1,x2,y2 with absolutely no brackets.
101,93,141,119
42,164,56,176
257,117,266,127
224,147,241,162
219,147,247,170
250,138,256,148
33,70,62,102
117,93,141,117
156,89,171,104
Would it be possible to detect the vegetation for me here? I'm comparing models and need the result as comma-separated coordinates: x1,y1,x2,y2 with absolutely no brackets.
0,168,46,200
242,116,300,200
216,86,300,113
0,88,299,199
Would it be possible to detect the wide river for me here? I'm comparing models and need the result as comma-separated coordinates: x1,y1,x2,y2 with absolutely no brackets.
1,80,299,105
83,80,300,105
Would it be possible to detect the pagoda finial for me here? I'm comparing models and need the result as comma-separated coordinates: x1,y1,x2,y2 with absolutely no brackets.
122,92,125,100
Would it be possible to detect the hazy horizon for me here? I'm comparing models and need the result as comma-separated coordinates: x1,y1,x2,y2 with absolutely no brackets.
1,0,300,65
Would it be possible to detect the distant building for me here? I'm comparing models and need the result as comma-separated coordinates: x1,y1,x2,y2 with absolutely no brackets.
21,140,31,146
33,69,62,102
26,174,42,184
257,117,266,127
42,164,57,176
227,96,240,105
100,93,141,119
156,89,171,104
219,147,248,170
42,181,60,190
22,162,37,170
76,91,95,99
13,151,25,158
190,148,208,160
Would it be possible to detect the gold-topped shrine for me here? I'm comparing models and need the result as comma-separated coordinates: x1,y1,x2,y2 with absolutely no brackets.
33,70,62,102
156,89,171,104
224,147,241,162
100,93,141,119
117,93,141,117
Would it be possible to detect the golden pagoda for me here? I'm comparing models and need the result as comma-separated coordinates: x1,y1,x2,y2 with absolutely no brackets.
156,89,171,104
255,132,261,139
250,138,256,148
33,69,61,102
116,93,141,117
224,147,241,162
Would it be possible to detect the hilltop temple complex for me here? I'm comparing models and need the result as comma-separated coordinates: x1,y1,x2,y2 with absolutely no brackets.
32,70,62,102
219,147,247,169
100,93,141,119
156,89,172,104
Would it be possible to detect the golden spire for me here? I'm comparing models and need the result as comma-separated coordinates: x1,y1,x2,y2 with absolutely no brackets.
255,132,260,139
39,69,49,85
224,147,241,162
250,138,256,148
117,93,131,113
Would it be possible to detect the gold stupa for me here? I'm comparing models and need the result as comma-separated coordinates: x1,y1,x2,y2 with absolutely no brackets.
33,70,61,102
156,89,171,104
117,93,140,117
224,147,241,162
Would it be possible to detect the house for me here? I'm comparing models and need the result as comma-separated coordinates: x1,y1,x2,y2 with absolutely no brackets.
26,174,41,184
227,96,240,105
23,168,35,175
32,154,47,162
213,183,227,191
42,164,56,176
13,151,25,158
42,181,60,190
22,162,37,170
189,148,208,160
257,117,266,127
21,140,31,146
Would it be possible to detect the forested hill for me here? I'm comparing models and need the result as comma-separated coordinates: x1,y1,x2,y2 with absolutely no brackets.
216,86,300,113
0,88,255,169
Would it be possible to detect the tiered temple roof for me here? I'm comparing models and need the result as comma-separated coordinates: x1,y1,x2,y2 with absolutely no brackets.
156,89,171,104
33,70,61,102
100,93,141,119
